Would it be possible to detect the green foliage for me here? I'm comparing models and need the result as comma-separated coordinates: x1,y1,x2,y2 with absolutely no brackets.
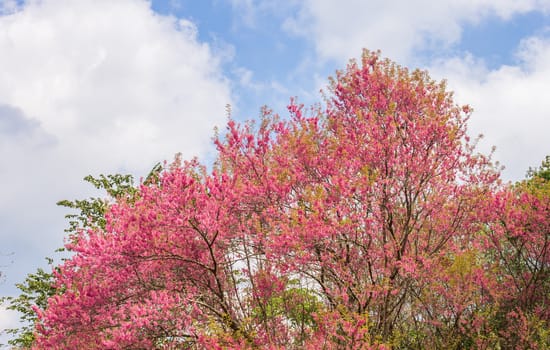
251,279,322,347
56,163,161,236
527,155,550,181
257,284,321,328
1,260,56,348
56,173,138,235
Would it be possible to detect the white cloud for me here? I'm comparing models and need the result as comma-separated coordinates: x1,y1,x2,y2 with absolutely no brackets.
0,0,231,320
429,34,550,181
284,0,550,64
1,0,230,159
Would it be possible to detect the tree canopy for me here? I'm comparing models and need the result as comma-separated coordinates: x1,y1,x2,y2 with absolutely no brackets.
5,51,549,349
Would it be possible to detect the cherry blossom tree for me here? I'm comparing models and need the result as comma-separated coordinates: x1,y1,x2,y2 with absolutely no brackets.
481,158,550,348
28,51,548,349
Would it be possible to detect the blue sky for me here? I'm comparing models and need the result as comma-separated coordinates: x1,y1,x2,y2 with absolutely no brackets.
1,0,549,344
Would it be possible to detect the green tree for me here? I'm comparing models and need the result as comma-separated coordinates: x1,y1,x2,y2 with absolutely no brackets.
527,155,550,181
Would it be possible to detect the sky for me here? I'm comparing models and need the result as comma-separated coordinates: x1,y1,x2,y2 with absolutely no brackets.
0,0,549,344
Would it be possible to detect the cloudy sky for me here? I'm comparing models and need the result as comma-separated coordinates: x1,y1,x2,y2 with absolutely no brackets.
1,0,549,343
